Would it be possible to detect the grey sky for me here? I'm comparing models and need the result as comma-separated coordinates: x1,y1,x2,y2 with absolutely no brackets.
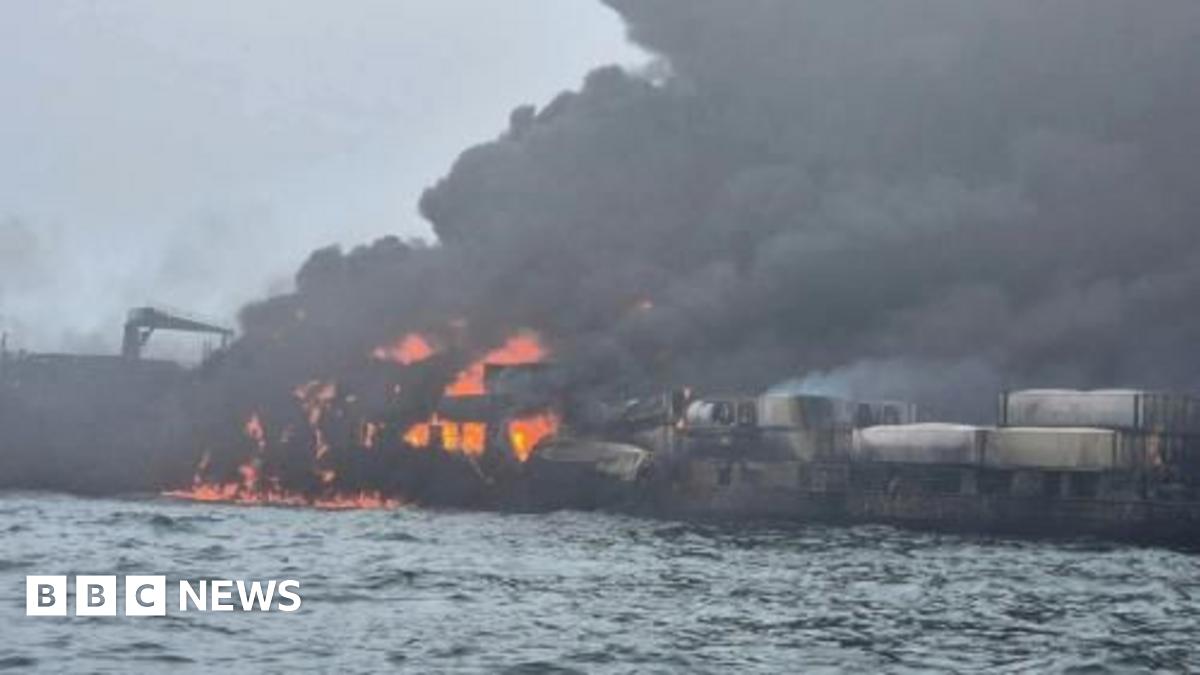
0,0,643,356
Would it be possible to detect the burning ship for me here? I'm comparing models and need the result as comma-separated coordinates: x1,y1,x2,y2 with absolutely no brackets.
5,309,1200,545
165,328,568,510
173,317,1200,545
0,311,564,508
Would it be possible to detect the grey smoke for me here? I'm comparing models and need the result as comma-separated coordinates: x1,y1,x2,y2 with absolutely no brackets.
229,0,1200,425
0,1,640,356
769,358,999,422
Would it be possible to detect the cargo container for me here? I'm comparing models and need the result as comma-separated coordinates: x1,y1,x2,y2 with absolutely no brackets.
758,394,853,429
999,389,1200,435
855,400,921,427
982,427,1124,470
851,425,1187,472
852,424,987,465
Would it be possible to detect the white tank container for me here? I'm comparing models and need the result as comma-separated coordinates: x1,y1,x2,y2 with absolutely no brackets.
852,423,987,465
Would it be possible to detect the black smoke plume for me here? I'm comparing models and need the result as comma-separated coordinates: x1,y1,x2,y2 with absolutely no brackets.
12,1,1200,496
235,0,1200,425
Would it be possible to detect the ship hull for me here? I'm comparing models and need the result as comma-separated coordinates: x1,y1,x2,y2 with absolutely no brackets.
646,458,1200,547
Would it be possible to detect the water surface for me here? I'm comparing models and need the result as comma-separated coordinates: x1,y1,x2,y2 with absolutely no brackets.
1,493,1198,673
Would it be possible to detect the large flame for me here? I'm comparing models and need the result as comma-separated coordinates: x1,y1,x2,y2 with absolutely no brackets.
167,410,404,510
444,331,547,397
403,414,488,457
172,329,559,508
401,331,556,461
372,333,436,365
508,412,560,462
403,420,432,448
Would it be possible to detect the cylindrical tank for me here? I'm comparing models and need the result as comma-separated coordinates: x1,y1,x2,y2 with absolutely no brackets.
852,423,987,465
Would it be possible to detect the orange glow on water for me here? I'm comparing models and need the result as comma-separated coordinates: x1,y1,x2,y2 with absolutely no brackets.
166,484,404,510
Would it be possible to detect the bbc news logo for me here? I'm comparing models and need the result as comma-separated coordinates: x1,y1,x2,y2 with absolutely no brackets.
26,576,302,616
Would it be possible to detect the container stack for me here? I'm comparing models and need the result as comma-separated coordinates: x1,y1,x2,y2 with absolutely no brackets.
747,394,921,461
998,389,1200,435
995,389,1200,477
984,426,1130,471
851,389,1200,478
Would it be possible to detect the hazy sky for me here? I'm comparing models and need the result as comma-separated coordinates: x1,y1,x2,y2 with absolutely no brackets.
0,1,643,356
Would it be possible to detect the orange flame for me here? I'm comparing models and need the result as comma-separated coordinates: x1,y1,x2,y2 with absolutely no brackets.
402,331,553,461
169,397,407,510
167,410,402,509
174,330,555,507
508,412,560,462
460,422,487,455
445,331,547,397
372,333,437,365
404,420,432,448
166,485,404,510
403,414,487,457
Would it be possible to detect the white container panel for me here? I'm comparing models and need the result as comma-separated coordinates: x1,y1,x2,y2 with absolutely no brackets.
1002,389,1200,434
852,423,986,465
984,427,1119,470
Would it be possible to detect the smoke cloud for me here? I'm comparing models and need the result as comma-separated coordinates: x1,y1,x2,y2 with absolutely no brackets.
227,0,1200,424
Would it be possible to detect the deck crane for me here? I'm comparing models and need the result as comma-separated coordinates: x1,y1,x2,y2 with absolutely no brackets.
121,306,234,360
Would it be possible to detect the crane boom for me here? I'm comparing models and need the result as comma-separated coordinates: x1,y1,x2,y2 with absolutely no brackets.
121,307,234,360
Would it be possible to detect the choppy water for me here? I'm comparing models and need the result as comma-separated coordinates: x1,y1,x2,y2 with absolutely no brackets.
2,493,1200,673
